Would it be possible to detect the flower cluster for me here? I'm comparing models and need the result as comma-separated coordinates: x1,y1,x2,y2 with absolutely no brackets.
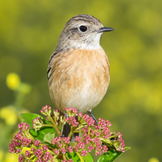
112,132,125,152
33,117,43,131
40,105,52,116
9,122,32,154
9,106,126,162
9,122,53,162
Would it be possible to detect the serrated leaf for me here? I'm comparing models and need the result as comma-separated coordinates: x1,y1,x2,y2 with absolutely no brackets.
97,147,131,162
20,113,56,142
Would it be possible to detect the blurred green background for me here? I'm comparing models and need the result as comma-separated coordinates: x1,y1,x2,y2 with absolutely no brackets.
0,0,162,161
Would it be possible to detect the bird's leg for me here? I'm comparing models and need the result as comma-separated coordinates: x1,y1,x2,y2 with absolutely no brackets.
65,114,68,137
87,110,98,124
62,114,70,137
87,111,105,146
70,116,80,142
62,115,79,142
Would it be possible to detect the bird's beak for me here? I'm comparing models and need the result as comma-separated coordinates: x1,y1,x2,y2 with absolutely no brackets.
98,27,114,33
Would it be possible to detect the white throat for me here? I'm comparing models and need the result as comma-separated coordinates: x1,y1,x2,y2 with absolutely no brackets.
72,33,102,50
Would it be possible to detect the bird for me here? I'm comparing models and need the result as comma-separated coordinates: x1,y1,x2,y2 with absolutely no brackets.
47,14,114,125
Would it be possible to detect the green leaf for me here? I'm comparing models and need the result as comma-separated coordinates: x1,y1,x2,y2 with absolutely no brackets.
66,152,81,162
66,152,93,162
21,113,41,128
44,132,55,143
82,152,93,162
20,113,56,142
97,147,131,162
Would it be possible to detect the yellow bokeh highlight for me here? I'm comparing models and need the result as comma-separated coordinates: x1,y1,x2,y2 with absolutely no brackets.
148,157,160,162
6,73,21,90
4,153,19,162
0,106,17,125
0,150,4,162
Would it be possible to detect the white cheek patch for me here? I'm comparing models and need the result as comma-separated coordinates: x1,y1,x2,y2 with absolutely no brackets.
80,33,102,50
70,33,102,50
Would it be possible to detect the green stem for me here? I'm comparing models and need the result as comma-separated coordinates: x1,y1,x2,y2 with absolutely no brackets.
68,130,73,139
48,115,61,136
73,125,84,133
53,125,61,136
76,152,84,162
88,126,90,135
42,124,53,127
14,90,24,110
63,154,67,160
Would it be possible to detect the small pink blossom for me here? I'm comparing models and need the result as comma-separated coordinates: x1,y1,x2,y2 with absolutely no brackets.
78,112,83,117
95,131,101,137
33,148,43,158
65,107,78,116
72,146,79,152
9,127,32,154
80,150,87,156
65,116,79,127
62,159,73,162
34,140,40,146
19,154,25,162
40,105,51,116
43,152,53,161
61,148,66,155
67,146,73,153
83,114,95,126
42,145,48,151
83,135,91,144
54,149,59,155
25,150,31,158
102,145,108,153
51,137,62,146
18,122,30,130
62,137,70,144
87,145,94,152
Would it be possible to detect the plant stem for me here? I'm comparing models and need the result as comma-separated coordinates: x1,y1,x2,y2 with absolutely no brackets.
68,131,73,139
76,152,84,162
48,115,61,136
42,124,53,127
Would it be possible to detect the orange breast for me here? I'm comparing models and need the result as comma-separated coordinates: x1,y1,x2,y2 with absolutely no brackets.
48,48,110,113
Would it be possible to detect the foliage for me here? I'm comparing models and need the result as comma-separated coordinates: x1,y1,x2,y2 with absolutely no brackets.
9,106,129,162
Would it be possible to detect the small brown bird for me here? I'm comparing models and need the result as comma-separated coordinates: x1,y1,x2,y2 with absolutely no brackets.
47,14,114,118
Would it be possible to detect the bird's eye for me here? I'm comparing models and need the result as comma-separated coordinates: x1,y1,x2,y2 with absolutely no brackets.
79,26,87,32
